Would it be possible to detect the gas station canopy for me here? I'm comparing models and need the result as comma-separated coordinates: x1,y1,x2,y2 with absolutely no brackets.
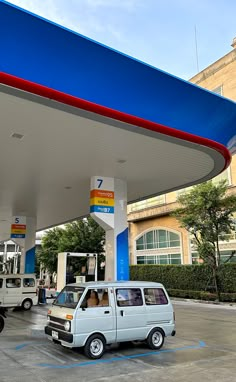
1,1,236,235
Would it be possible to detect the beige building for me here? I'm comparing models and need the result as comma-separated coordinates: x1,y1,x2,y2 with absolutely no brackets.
128,38,236,267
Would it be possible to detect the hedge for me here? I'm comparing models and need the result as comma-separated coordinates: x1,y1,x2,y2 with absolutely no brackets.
167,289,236,302
130,264,236,295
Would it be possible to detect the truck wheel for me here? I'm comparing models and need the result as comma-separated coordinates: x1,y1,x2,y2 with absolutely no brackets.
22,299,32,311
146,328,165,350
84,334,106,359
0,316,4,333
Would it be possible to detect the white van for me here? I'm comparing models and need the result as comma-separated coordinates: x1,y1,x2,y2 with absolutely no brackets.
45,281,176,359
0,274,37,310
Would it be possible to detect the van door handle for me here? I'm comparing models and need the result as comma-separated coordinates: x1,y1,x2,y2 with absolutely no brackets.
104,311,110,314
120,310,124,317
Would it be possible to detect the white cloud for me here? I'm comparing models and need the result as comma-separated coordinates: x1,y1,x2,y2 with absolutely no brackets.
82,0,142,11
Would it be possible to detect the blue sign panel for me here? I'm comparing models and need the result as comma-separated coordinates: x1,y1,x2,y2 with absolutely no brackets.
11,233,25,238
116,227,129,281
25,246,36,273
90,205,114,214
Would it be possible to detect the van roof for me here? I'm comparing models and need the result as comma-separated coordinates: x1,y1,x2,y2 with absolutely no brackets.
67,280,164,288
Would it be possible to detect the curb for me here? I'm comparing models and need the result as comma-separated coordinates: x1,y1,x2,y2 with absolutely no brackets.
171,297,236,308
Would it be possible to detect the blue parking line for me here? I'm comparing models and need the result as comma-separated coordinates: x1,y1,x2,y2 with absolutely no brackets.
15,343,33,350
36,341,206,369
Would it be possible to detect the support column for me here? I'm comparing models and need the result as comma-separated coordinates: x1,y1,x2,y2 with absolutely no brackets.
90,176,129,281
57,252,67,292
11,216,36,274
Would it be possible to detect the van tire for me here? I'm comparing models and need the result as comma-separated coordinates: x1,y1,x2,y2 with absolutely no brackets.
0,316,4,333
146,328,165,350
22,299,32,311
84,334,106,359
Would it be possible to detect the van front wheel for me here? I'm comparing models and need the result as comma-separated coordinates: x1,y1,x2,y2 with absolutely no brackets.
22,299,32,311
146,328,165,350
84,334,105,359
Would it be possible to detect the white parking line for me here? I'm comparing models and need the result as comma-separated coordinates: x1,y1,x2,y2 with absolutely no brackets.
45,345,79,362
32,345,66,364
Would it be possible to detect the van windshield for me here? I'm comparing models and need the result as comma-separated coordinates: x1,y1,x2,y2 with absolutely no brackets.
53,286,85,309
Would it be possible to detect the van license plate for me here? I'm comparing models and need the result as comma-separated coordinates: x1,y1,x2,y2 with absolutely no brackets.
52,330,58,340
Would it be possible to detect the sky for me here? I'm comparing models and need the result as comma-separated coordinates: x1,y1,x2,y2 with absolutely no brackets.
4,0,236,80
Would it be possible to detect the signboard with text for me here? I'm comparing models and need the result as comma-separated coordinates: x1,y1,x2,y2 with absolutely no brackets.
90,176,115,230
11,216,26,239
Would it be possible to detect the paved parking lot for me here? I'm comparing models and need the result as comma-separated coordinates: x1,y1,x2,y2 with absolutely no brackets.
0,300,236,382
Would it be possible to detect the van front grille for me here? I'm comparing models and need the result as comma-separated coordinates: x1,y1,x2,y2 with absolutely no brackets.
48,315,66,330
49,315,66,325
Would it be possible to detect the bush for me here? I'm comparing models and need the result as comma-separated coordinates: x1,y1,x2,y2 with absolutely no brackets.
167,289,217,301
166,289,236,302
220,292,236,302
130,264,236,293
218,263,236,293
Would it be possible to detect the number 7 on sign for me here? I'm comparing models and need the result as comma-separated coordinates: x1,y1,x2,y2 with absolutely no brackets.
97,179,103,189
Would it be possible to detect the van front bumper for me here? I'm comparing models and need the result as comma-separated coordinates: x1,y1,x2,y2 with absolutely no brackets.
45,325,73,343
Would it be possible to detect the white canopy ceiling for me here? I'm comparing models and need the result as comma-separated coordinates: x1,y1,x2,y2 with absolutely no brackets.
0,83,226,238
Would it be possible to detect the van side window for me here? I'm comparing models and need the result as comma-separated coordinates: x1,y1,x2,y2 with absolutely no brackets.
98,289,109,307
23,278,35,287
6,278,21,288
0,279,2,288
83,289,99,307
81,288,109,308
144,288,168,305
116,288,143,307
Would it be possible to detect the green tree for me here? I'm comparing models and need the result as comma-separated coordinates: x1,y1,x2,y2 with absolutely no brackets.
37,227,64,274
60,217,105,273
61,217,105,254
173,180,236,300
37,217,105,275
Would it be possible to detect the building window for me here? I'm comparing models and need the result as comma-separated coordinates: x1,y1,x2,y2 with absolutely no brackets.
191,219,236,264
128,195,166,213
136,229,180,250
137,253,181,265
191,252,204,264
219,218,236,241
192,250,236,264
136,229,182,265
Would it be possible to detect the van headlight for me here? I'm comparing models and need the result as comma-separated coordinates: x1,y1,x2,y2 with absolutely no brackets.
47,316,50,324
64,321,71,332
